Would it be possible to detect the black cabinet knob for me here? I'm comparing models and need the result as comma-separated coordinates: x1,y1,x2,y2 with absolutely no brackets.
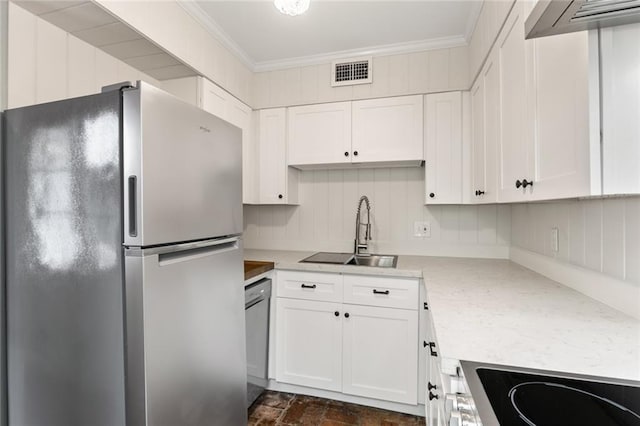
475,190,485,196
334,311,339,317
428,382,437,391
522,179,533,188
278,194,283,199
344,313,350,318
353,151,358,156
344,151,349,157
515,180,523,189
429,193,435,198
429,391,438,401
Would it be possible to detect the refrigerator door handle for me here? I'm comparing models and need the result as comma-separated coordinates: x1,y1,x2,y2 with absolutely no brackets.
158,239,238,266
128,175,138,237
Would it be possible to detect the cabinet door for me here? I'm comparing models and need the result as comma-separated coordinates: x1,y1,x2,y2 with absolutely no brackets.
600,25,640,195
352,95,423,164
288,102,352,166
530,31,591,200
497,3,532,202
342,304,418,404
424,92,463,204
227,98,256,204
275,298,342,392
257,108,288,204
470,78,485,203
483,51,500,204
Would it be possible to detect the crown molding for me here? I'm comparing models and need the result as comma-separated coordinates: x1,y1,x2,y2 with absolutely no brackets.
180,0,473,74
178,0,255,70
254,35,468,72
464,1,484,43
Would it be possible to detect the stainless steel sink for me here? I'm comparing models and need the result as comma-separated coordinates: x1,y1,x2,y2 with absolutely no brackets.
299,252,398,268
346,254,398,268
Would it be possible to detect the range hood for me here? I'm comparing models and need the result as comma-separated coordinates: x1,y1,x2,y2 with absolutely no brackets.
526,0,640,39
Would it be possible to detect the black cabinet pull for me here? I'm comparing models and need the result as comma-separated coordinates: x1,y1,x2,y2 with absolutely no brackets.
429,193,435,198
300,284,316,289
475,190,485,196
372,289,389,295
344,312,350,318
429,391,438,401
522,179,533,188
353,151,358,156
428,382,437,391
515,180,523,189
334,311,339,317
344,151,349,157
428,341,438,357
278,194,283,199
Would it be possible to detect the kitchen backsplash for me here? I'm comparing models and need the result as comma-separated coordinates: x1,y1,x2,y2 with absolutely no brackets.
244,167,511,258
511,197,640,285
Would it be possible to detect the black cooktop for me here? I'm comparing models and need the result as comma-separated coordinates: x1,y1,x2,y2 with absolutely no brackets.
477,368,640,426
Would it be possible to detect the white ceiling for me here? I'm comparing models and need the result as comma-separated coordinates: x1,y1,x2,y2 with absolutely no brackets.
186,0,482,71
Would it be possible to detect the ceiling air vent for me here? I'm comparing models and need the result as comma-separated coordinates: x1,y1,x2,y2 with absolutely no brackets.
331,57,372,87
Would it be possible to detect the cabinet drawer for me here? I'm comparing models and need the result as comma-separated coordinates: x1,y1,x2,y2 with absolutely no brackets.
343,275,418,310
277,271,342,302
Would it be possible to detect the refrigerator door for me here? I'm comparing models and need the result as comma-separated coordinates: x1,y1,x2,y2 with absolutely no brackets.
123,82,243,247
4,92,126,425
124,236,247,426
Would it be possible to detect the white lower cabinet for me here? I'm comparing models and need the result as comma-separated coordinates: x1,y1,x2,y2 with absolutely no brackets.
275,298,342,391
275,271,419,405
342,304,418,404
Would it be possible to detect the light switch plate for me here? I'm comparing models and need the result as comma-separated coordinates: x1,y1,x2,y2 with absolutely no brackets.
414,221,431,238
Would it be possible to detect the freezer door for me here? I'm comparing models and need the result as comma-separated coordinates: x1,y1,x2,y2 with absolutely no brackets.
124,237,247,426
123,82,243,247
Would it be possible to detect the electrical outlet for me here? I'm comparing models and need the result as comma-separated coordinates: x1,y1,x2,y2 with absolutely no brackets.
414,221,431,238
551,227,559,253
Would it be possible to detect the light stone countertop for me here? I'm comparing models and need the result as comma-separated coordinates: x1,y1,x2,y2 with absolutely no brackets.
244,249,640,381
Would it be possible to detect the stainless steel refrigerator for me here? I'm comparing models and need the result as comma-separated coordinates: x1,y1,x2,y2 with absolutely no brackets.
3,81,247,426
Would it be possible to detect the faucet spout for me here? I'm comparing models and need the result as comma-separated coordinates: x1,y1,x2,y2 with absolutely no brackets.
354,195,372,255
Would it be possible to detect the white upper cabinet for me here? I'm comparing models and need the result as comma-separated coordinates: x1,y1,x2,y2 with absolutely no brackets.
257,108,299,205
352,95,424,164
471,50,499,204
287,102,352,166
600,24,640,195
424,92,464,204
496,3,532,203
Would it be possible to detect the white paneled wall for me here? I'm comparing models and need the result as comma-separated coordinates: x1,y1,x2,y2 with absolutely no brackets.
244,168,511,258
7,3,162,108
511,197,640,285
252,47,469,109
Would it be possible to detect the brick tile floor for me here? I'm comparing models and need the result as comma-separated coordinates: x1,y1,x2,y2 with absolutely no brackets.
248,391,425,426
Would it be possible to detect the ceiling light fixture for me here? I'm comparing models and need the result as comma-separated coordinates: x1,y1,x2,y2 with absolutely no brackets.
274,0,310,16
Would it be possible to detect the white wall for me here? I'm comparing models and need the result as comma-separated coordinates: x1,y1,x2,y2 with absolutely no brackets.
511,197,640,283
244,168,511,258
510,197,640,318
252,47,469,109
7,3,162,108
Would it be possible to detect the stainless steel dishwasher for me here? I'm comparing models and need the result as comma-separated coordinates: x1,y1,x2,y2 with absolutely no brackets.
245,278,272,407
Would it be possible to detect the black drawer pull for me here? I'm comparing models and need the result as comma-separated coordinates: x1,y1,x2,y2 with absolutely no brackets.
429,391,438,401
428,382,437,391
301,284,316,289
373,289,390,295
